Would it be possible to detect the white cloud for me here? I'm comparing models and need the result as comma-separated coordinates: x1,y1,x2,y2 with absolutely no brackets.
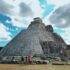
29,0,42,18
43,7,57,26
0,0,44,28
2,0,70,27
3,0,42,28
47,0,70,7
60,27,70,44
11,0,42,17
43,18,52,25
0,0,13,15
10,16,33,28
44,0,70,22
11,18,25,28
2,0,34,28
0,23,11,41
43,0,70,45
47,4,70,28
0,0,70,45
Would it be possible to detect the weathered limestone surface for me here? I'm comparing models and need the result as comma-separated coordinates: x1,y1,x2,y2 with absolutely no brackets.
0,18,67,56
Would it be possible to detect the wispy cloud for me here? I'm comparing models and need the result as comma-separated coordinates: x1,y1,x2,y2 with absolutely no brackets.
60,27,70,45
0,0,70,45
48,4,70,28
43,1,70,45
0,0,13,15
0,23,11,41
0,0,34,28
19,2,33,17
47,0,70,7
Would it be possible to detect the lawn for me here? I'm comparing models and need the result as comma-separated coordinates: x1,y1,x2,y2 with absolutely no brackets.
0,64,70,70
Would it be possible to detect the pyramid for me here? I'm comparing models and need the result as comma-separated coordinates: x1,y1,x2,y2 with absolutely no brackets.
0,17,67,57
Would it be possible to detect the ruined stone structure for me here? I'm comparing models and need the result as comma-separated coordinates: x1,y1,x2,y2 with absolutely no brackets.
0,17,67,58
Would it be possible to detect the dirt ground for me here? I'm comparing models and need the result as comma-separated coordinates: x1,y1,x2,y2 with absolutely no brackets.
0,64,70,70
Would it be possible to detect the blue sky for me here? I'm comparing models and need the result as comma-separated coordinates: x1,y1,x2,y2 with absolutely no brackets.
0,0,70,47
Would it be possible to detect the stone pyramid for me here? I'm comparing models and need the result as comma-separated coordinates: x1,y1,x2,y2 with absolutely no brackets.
0,17,67,57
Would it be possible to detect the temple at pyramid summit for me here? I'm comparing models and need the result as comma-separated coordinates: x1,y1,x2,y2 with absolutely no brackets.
0,17,67,59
